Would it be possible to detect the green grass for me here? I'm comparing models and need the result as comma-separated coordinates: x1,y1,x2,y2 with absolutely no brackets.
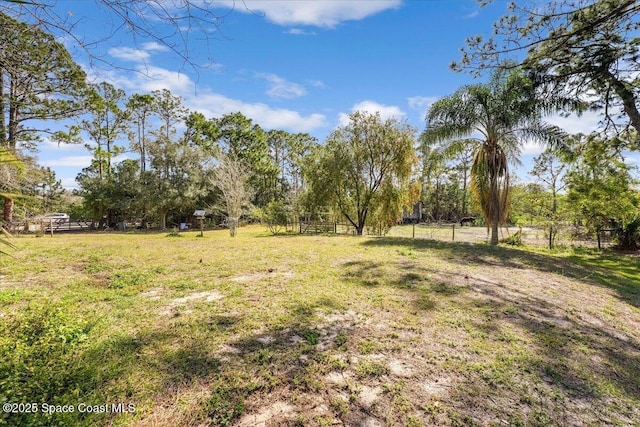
0,226,638,426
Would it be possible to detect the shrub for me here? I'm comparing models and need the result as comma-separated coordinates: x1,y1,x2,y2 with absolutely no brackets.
613,216,640,250
263,200,289,235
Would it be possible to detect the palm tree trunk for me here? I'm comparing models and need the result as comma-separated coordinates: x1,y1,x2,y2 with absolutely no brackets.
3,197,13,223
490,222,499,245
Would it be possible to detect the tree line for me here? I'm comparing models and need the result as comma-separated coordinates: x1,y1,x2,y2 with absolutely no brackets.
1,0,640,248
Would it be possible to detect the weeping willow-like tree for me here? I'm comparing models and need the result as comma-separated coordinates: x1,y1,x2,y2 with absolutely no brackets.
423,70,565,245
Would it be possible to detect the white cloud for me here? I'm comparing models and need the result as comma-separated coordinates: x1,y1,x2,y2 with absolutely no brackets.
305,79,326,88
107,42,169,64
546,110,602,135
93,64,325,132
141,41,170,52
42,153,131,168
60,177,80,190
338,100,405,126
108,47,150,63
520,141,545,156
256,73,307,99
40,137,86,153
286,28,317,36
188,92,326,132
407,96,438,118
464,10,480,19
216,0,402,28
111,65,195,94
42,155,94,168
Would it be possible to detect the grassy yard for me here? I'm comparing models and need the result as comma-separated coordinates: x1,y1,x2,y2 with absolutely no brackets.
0,225,639,426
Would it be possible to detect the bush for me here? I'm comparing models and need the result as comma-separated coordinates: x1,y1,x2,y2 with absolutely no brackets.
500,228,523,246
263,200,289,235
614,216,640,250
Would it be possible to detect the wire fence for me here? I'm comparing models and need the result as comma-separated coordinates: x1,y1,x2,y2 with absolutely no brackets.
386,223,617,249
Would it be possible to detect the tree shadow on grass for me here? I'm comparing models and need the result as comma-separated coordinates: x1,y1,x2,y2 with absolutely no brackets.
340,258,465,314
449,281,640,424
353,236,640,424
361,237,640,308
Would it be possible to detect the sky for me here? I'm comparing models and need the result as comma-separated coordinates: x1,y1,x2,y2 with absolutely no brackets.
29,0,623,189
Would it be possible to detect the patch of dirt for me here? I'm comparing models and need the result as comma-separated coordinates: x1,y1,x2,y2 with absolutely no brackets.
159,290,223,316
388,358,415,377
359,385,383,409
235,401,295,427
359,417,385,427
422,377,452,398
324,371,352,386
140,288,163,299
256,335,275,345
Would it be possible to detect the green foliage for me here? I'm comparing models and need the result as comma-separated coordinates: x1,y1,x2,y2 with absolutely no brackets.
208,113,278,206
0,12,87,150
613,216,640,250
500,228,523,246
456,0,640,140
355,360,389,378
302,329,320,345
127,93,156,174
0,305,91,427
108,270,150,289
0,14,85,222
563,134,639,233
145,90,208,229
263,200,290,235
207,385,245,426
304,111,417,235
423,69,565,244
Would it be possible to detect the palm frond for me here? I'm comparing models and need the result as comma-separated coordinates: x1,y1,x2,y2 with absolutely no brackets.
0,148,25,173
0,223,17,257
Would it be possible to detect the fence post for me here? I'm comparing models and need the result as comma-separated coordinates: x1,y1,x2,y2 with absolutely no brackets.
412,222,415,239
597,229,601,250
334,222,337,234
452,224,455,241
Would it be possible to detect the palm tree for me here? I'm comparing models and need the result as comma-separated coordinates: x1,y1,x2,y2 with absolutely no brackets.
423,70,565,245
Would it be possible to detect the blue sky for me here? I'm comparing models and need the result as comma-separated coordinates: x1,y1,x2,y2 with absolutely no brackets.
34,0,613,189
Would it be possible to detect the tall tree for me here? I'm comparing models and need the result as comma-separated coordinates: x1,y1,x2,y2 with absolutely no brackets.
455,0,640,142
423,70,564,244
145,89,206,229
304,111,417,235
56,82,128,227
208,112,278,207
127,93,155,175
0,12,86,222
77,82,129,180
